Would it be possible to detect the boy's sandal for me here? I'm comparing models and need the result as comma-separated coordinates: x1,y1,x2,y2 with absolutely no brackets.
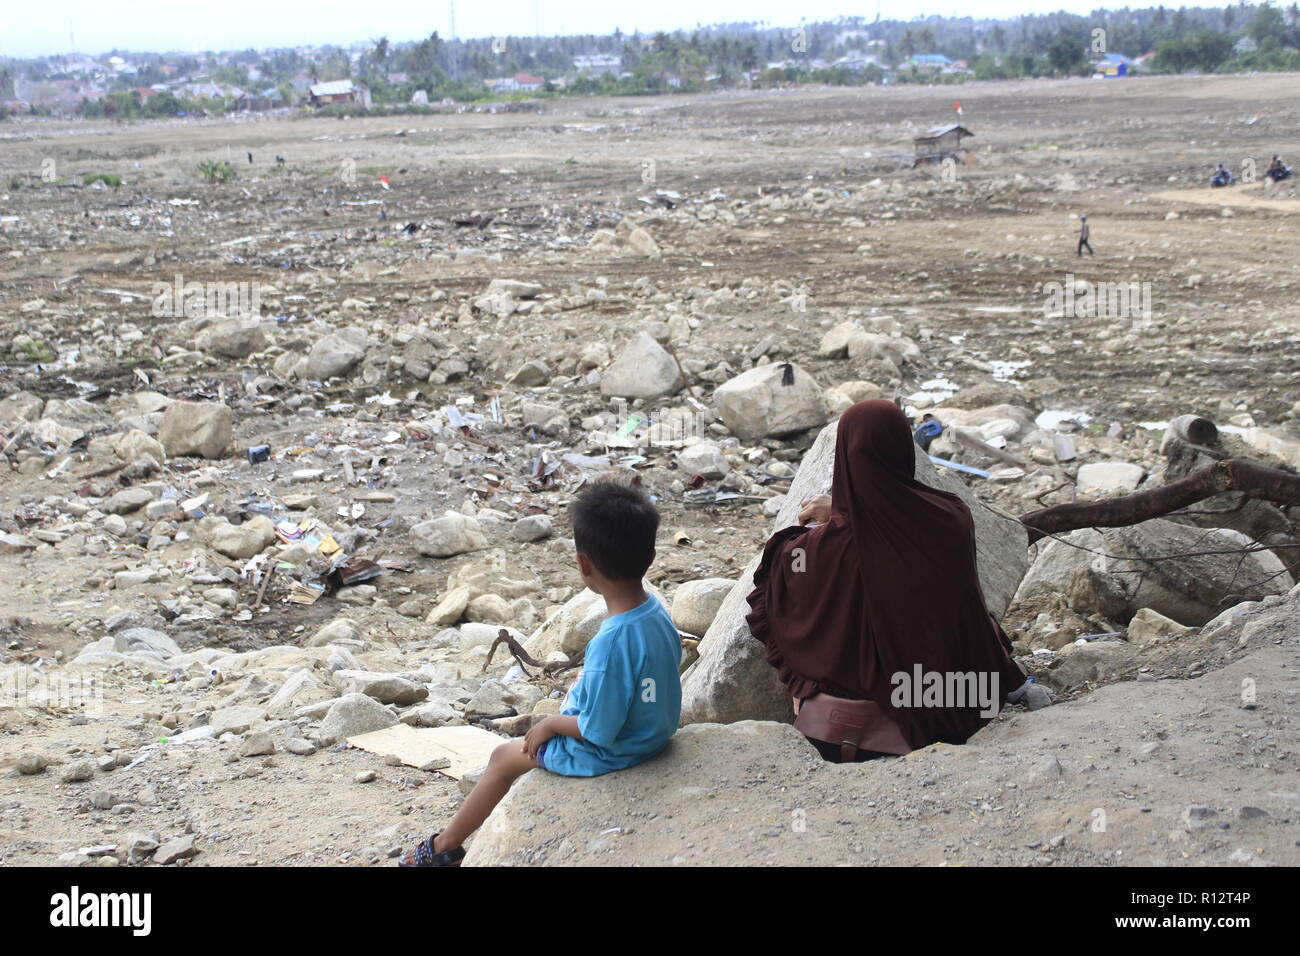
398,833,466,867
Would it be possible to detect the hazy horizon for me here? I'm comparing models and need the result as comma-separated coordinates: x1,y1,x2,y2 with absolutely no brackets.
6,0,1124,59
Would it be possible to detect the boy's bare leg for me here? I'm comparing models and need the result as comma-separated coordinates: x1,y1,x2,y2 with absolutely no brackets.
434,742,538,854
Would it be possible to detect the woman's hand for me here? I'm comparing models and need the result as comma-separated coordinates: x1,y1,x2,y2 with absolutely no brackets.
798,494,832,525
522,716,558,758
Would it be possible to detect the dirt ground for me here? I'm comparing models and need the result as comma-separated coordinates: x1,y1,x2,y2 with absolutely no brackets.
0,72,1297,866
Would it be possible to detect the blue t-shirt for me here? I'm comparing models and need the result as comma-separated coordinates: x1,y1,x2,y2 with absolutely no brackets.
540,594,682,777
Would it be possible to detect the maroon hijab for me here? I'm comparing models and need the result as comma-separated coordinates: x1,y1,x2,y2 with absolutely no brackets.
746,399,1025,749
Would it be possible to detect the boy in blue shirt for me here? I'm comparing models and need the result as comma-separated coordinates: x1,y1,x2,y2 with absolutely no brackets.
400,480,682,866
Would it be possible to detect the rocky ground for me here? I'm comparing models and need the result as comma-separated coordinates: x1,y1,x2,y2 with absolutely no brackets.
0,73,1297,866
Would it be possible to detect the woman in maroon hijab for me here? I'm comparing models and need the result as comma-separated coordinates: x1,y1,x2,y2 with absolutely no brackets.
746,399,1029,763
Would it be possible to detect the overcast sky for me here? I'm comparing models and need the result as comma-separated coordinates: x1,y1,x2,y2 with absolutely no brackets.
5,0,1113,58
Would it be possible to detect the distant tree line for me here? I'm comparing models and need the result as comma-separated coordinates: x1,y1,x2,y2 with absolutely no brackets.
1,1,1296,118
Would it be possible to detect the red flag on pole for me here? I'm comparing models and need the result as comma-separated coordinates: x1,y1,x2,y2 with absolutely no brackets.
954,100,963,116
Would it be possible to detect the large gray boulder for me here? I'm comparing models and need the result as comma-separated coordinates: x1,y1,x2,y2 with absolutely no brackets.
671,578,736,637
158,400,232,459
464,721,823,866
316,693,398,743
599,331,685,401
302,328,368,381
713,363,828,440
197,319,267,359
679,421,1029,725
411,512,489,558
1014,519,1293,626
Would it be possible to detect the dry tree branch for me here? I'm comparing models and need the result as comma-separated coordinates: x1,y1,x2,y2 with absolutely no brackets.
1019,458,1300,545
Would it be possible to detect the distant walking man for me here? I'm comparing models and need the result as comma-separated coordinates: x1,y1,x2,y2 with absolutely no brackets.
1077,214,1093,257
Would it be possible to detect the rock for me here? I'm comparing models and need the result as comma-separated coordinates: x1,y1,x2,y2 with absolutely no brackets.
446,551,541,599
524,583,655,660
677,443,729,478
1076,461,1145,495
60,760,96,783
209,515,276,559
114,628,182,660
1051,640,1137,687
158,400,232,459
153,835,198,865
304,617,364,647
846,331,921,368
124,832,160,860
208,705,266,736
1182,804,1218,831
114,429,166,464
197,319,267,358
239,732,276,757
1015,519,1291,626
412,511,488,558
355,770,377,783
578,341,611,369
680,424,1028,725
714,363,827,440
1029,754,1064,782
486,279,543,299
513,514,554,542
302,328,367,380
426,587,473,627
509,360,551,387
465,679,515,717
836,380,883,404
1241,426,1300,469
332,670,428,706
102,487,155,514
458,623,526,650
671,578,735,637
16,753,50,775
404,701,458,728
623,225,661,257
464,721,818,865
0,533,38,554
817,321,862,358
317,693,398,743
518,401,568,436
0,390,44,423
465,593,511,624
599,331,685,400
1126,608,1193,646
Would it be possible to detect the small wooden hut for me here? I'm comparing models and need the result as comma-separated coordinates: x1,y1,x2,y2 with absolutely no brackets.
913,124,974,167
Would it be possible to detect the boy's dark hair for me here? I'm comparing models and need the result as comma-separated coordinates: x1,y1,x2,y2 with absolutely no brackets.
571,480,659,580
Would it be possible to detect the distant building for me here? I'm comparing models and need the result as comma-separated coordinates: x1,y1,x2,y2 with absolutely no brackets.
913,124,973,167
177,81,243,100
308,80,371,108
833,53,883,71
573,53,621,76
387,72,410,85
485,73,545,93
236,87,285,111
909,53,952,73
